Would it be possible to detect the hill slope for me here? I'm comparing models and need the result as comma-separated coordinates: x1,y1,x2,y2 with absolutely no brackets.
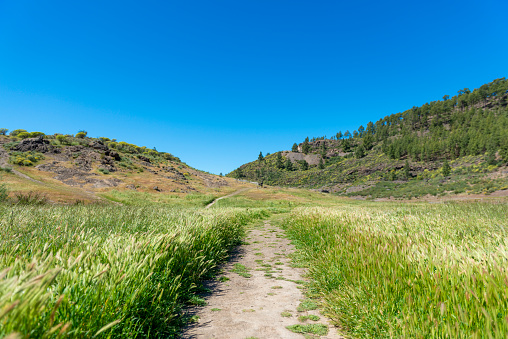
228,78,508,199
0,130,248,204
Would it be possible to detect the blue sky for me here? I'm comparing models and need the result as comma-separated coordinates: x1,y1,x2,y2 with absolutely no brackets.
1,0,507,174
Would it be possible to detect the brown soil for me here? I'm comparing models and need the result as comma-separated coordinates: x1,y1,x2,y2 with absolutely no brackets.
182,219,342,339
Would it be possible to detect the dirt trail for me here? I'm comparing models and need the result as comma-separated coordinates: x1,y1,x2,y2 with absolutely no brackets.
205,188,251,208
182,219,342,339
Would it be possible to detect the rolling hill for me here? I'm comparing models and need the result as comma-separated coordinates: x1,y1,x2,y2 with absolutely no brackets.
227,77,508,199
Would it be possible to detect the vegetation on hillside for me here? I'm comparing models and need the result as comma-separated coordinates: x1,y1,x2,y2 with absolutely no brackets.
227,78,508,198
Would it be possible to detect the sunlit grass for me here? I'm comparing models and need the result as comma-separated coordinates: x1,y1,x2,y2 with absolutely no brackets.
283,202,508,338
0,204,268,337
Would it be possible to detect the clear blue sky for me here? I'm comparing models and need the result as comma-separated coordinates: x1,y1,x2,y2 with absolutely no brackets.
1,0,507,174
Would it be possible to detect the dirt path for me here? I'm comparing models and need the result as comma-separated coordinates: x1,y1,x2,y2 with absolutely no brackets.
205,188,251,208
182,219,342,339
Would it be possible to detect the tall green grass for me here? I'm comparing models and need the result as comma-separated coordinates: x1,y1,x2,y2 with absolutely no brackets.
0,204,268,337
283,203,508,338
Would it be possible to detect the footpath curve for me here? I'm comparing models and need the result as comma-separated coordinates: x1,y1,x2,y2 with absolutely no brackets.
205,188,251,208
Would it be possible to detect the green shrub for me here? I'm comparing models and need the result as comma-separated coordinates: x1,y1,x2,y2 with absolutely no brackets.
17,132,31,139
9,129,27,136
0,128,8,135
98,168,110,174
55,134,67,144
14,191,48,205
29,131,45,138
10,151,45,166
75,131,87,138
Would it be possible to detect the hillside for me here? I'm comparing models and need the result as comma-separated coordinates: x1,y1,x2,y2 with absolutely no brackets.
227,78,508,199
0,130,249,204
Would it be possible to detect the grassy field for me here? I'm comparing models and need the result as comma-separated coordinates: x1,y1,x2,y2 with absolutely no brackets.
1,184,507,338
0,204,268,338
282,202,508,338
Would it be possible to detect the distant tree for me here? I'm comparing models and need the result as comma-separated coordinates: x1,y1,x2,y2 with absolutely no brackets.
355,145,365,158
0,128,8,135
276,152,284,169
344,130,351,139
236,168,244,178
299,160,309,170
292,143,298,152
336,131,343,140
76,131,87,138
358,125,365,136
318,158,325,169
404,160,410,179
284,157,293,171
442,95,449,101
342,138,351,152
363,134,373,150
442,160,451,177
219,172,223,176
302,139,311,154
29,132,45,138
258,151,264,162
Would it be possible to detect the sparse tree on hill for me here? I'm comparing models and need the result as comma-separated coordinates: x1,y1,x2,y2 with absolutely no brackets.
336,131,342,140
404,160,410,179
276,152,284,169
442,160,451,177
318,158,325,169
258,151,264,162
299,160,309,170
0,128,8,136
355,144,365,158
292,143,298,152
302,137,311,154
285,158,293,171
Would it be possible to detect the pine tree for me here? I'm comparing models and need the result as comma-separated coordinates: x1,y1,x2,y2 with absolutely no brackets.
292,143,298,152
442,160,451,177
258,152,264,162
285,158,293,171
276,152,284,169
355,145,365,158
404,160,410,179
318,158,325,169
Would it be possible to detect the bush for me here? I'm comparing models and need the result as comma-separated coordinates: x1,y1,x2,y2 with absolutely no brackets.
98,168,110,174
29,131,45,138
55,134,67,144
14,191,48,205
75,131,87,138
0,128,8,135
9,129,27,136
10,152,45,166
17,132,31,139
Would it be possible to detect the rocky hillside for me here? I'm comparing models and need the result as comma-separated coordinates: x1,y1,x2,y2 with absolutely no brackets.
0,131,242,203
228,78,508,199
